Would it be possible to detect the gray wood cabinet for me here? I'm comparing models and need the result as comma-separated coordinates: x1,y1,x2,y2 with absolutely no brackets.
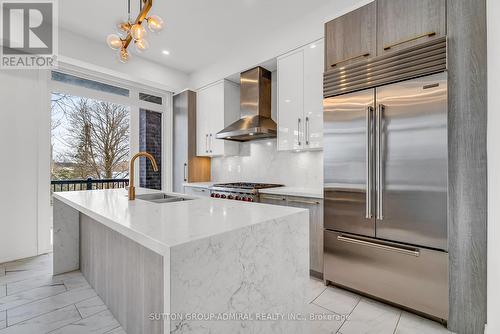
377,0,446,54
259,194,324,277
324,2,376,70
324,0,446,72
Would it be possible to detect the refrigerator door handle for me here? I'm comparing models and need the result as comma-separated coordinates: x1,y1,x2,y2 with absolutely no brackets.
305,116,310,146
297,118,302,146
183,163,187,182
376,104,385,220
366,106,374,219
337,235,420,257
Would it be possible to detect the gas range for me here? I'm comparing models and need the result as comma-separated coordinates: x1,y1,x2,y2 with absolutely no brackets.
209,182,283,202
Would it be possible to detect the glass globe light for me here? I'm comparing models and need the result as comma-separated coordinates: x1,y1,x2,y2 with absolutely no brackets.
119,49,130,63
147,15,164,32
135,38,150,52
106,34,122,50
130,23,147,40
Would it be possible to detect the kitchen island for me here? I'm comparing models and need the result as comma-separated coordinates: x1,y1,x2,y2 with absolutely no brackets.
52,188,309,334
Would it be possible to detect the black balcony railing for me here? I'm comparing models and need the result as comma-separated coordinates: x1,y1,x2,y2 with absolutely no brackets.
51,178,129,192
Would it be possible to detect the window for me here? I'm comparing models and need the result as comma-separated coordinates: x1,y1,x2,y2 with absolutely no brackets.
51,71,130,97
139,92,162,105
51,92,130,191
139,109,162,190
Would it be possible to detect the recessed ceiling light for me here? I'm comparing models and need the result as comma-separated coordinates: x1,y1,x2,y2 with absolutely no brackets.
162,50,170,55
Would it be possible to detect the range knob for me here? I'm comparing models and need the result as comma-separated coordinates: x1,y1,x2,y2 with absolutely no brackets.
227,195,234,200
221,194,227,199
210,193,216,198
215,193,221,198
235,196,241,201
248,198,254,202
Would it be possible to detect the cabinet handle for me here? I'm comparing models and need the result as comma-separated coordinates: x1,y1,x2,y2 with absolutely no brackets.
183,163,187,182
260,195,286,201
209,134,213,153
337,235,420,257
383,32,436,51
331,52,370,67
297,118,302,146
305,117,310,146
205,134,209,153
288,198,320,205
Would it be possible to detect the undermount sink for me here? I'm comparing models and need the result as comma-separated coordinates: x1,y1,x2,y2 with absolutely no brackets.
135,193,193,204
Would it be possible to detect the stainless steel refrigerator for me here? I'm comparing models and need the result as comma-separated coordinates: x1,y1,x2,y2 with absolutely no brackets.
323,72,449,321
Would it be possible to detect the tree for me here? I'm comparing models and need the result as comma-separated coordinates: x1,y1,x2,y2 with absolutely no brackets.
52,94,130,179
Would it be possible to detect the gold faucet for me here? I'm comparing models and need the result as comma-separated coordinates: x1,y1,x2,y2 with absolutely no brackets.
128,152,159,200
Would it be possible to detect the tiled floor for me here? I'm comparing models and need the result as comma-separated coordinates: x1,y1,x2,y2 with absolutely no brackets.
0,254,452,334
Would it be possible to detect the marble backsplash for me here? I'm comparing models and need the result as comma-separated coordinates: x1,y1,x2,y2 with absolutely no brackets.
211,139,323,189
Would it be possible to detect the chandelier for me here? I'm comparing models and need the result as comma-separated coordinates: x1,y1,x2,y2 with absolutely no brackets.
106,0,164,63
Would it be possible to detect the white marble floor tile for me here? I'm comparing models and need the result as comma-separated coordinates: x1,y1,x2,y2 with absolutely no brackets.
307,277,328,303
337,298,401,334
105,327,126,334
3,256,52,272
0,311,6,330
49,310,120,334
0,284,67,312
313,286,361,316
303,302,345,334
6,272,80,296
6,287,96,326
75,296,107,318
0,268,53,286
61,275,90,291
0,286,5,299
394,312,451,334
0,305,81,334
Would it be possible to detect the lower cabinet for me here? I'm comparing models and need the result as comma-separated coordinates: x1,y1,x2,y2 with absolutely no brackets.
259,194,324,277
183,186,210,197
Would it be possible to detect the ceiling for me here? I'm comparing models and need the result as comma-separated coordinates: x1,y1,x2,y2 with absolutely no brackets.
59,0,335,74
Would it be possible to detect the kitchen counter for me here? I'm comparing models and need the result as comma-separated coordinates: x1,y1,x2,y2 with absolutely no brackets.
52,188,309,333
259,187,323,199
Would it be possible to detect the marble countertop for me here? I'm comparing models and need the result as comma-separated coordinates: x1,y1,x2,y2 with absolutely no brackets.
53,188,305,254
182,182,214,189
259,187,323,199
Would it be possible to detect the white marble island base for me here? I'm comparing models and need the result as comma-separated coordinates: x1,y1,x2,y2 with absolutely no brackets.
53,189,309,334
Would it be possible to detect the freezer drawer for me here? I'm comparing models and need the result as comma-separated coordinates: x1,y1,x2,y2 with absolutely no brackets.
324,230,448,320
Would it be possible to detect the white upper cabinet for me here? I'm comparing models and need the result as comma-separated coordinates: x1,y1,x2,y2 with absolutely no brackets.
277,39,324,151
278,49,304,151
196,80,240,157
303,39,324,150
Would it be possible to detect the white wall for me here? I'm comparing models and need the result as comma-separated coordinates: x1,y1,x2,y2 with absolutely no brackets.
487,0,500,332
211,140,322,189
188,0,372,89
0,70,43,263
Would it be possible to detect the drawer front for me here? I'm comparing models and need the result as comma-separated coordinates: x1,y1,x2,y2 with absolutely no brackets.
324,230,448,320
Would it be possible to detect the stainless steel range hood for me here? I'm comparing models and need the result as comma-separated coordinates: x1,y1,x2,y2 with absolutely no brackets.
216,67,276,142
